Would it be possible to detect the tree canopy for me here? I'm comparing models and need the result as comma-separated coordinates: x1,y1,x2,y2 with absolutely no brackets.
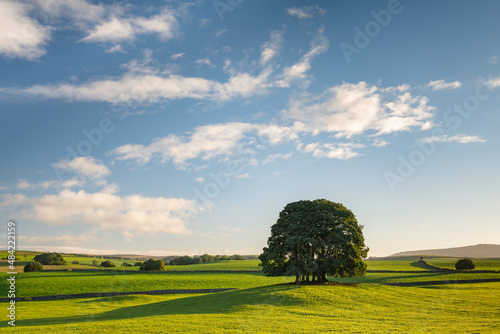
259,199,369,283
33,252,67,265
139,258,166,271
455,258,475,271
24,262,43,272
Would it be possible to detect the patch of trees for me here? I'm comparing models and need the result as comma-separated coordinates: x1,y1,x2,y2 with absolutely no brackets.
92,260,99,267
72,260,79,264
24,262,43,272
259,199,369,284
33,252,68,265
134,262,143,266
455,258,475,271
168,254,245,265
139,259,166,271
121,262,133,267
100,260,116,267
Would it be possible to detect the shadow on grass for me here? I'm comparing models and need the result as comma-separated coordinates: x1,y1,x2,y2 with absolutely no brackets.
409,261,428,270
15,285,303,327
332,272,452,284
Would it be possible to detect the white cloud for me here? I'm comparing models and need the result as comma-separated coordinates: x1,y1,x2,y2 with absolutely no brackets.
372,138,389,147
195,58,215,68
420,134,485,144
16,178,35,190
3,188,199,237
299,142,363,160
286,5,327,20
260,30,283,65
485,76,500,88
428,80,462,90
81,9,179,43
53,157,111,180
19,233,99,245
0,0,51,60
195,177,205,183
171,52,185,60
112,122,299,168
215,28,227,38
263,152,293,164
285,81,435,138
277,26,328,87
234,173,252,179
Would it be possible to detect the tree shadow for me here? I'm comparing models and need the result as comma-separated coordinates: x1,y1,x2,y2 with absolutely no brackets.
15,285,302,328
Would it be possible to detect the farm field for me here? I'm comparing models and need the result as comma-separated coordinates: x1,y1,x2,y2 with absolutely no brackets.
1,256,499,332
1,282,499,333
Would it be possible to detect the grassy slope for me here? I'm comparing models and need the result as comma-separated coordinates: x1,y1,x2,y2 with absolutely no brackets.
2,283,499,333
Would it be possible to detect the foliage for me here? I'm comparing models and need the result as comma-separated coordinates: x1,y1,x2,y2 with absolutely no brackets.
259,199,368,283
139,258,166,271
455,258,475,271
72,260,80,264
121,262,133,267
23,261,43,272
100,260,116,267
33,252,68,265
134,262,143,266
170,254,245,265
92,260,99,267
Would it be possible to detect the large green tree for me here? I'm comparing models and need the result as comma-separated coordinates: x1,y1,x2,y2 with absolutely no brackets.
259,199,369,284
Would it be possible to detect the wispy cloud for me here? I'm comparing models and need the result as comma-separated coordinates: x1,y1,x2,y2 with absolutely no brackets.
286,5,327,20
260,29,284,65
428,79,462,90
298,142,363,160
263,152,293,164
171,52,185,60
420,134,485,144
53,156,111,180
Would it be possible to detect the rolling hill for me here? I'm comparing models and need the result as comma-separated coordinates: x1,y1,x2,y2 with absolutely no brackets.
389,244,500,258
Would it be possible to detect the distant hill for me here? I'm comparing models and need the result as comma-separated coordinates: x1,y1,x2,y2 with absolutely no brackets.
389,244,500,258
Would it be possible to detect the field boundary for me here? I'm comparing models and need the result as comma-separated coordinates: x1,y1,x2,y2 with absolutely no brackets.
0,288,237,302
418,260,500,273
384,278,500,286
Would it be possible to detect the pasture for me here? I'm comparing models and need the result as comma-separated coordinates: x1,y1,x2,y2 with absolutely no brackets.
0,256,499,333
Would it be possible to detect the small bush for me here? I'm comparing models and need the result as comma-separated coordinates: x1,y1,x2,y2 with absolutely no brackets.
139,259,166,271
92,260,99,267
72,260,80,264
455,258,475,271
134,262,143,266
24,262,43,272
121,262,133,267
100,260,116,267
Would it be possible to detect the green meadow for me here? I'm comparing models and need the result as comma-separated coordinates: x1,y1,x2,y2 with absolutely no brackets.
1,256,499,332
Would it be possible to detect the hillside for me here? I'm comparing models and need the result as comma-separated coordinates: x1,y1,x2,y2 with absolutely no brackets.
389,244,500,258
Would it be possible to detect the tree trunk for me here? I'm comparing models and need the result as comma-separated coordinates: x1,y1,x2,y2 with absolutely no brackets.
295,274,300,285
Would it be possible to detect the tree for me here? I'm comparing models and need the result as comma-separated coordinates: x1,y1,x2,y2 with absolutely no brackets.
139,258,166,271
72,260,80,264
134,262,143,266
455,258,475,271
33,252,67,265
24,262,43,272
259,199,369,284
92,260,99,267
100,260,115,267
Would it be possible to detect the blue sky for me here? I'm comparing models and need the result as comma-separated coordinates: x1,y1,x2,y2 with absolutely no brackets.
0,0,499,257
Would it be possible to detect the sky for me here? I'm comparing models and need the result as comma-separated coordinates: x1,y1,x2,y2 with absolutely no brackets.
0,0,499,257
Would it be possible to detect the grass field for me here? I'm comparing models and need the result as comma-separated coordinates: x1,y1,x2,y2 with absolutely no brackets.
1,283,499,333
1,255,499,332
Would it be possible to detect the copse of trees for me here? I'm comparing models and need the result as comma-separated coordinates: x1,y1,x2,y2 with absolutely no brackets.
24,262,43,272
134,262,143,266
139,259,166,271
72,260,79,264
168,254,245,265
259,199,369,284
455,258,475,271
100,260,116,267
33,252,67,265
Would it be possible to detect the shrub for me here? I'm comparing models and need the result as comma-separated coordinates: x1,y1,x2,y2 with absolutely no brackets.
92,260,99,267
100,260,116,267
24,262,43,272
455,258,475,271
121,262,133,267
72,260,80,264
139,258,166,271
134,262,143,266
33,252,67,265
